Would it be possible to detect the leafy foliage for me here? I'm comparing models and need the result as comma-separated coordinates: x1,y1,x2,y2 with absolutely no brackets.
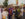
3,0,8,7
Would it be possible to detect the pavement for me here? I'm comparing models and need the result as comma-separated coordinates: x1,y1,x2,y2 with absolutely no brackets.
12,13,15,19
8,13,23,19
12,13,23,19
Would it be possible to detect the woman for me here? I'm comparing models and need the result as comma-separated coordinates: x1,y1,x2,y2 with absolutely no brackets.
0,7,2,19
15,7,18,19
8,7,13,19
2,8,8,19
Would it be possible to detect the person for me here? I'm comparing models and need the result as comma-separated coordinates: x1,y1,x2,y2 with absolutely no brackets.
15,9,19,19
8,7,13,19
20,8,23,16
2,8,8,19
15,6,21,19
13,8,15,13
1,6,4,13
0,7,2,19
23,10,25,19
15,7,18,19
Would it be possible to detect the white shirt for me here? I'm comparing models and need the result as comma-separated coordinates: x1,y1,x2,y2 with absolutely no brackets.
20,8,23,16
2,11,8,16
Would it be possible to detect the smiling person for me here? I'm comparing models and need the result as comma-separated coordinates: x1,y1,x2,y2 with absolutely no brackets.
8,7,13,19
2,8,8,19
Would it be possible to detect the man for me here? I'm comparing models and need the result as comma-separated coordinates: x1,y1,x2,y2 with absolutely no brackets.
15,7,18,19
15,6,21,19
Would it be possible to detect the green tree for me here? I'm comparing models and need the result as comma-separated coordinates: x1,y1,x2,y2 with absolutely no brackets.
3,0,8,7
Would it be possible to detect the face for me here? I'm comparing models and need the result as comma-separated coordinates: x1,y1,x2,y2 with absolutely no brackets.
4,8,7,11
23,4,25,7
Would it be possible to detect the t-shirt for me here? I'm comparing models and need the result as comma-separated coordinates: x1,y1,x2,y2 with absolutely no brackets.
21,9,23,12
9,8,13,15
20,9,23,16
13,10,15,13
2,11,8,16
15,10,18,16
17,8,20,12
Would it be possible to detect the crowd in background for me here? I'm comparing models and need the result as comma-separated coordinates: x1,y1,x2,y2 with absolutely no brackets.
0,6,23,19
